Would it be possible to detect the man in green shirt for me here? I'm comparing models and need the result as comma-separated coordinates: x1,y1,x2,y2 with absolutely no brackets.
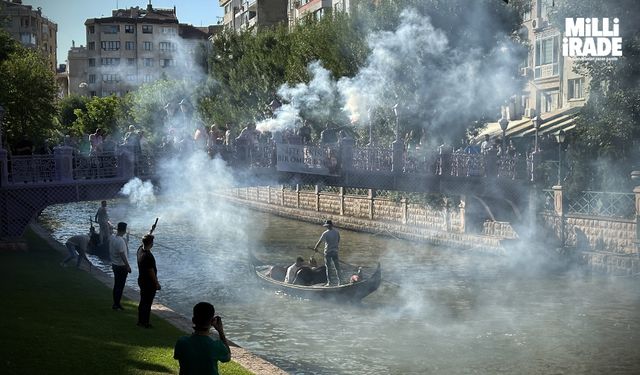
174,302,231,375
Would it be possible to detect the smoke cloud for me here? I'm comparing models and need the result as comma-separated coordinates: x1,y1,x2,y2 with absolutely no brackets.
257,5,524,148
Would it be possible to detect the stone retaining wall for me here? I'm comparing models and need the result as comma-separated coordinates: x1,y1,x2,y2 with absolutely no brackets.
218,186,505,254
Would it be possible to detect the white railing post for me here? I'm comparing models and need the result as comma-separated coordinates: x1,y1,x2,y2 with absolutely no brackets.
53,146,74,182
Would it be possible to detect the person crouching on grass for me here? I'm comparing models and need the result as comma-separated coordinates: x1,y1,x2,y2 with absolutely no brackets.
174,302,231,375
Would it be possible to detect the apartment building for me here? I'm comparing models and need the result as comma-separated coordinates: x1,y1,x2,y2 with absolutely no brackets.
480,0,588,142
0,0,57,72
219,0,288,32
68,2,219,97
288,0,354,27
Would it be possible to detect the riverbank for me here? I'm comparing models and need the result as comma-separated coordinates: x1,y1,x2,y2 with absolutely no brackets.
215,187,506,254
216,186,640,276
0,224,287,375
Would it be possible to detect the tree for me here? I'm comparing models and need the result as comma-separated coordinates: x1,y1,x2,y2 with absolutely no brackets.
0,29,58,150
72,95,128,142
57,94,89,129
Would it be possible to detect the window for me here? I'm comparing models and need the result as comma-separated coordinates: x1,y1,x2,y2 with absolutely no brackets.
522,1,531,21
143,58,154,67
126,74,136,82
101,58,120,66
568,78,585,100
159,42,175,51
143,41,153,51
88,25,95,34
125,25,135,33
101,41,121,51
90,91,97,97
540,90,559,113
127,58,136,65
21,17,29,27
161,27,176,35
88,42,95,50
102,25,120,34
88,58,96,67
540,0,554,20
102,74,120,82
88,74,96,83
19,32,36,45
143,74,153,83
534,35,559,79
125,41,135,50
142,25,153,34
160,59,176,67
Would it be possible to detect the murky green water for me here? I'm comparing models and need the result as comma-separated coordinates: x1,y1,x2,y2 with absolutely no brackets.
40,199,640,374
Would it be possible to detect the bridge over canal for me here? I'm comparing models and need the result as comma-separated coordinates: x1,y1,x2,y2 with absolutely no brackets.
0,140,538,238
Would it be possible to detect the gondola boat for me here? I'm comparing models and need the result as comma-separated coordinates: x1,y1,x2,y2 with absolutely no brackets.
249,252,381,301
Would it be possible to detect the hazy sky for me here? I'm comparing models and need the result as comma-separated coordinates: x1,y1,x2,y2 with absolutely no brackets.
25,0,224,66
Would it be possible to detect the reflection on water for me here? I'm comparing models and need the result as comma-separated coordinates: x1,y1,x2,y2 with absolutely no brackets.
40,200,640,374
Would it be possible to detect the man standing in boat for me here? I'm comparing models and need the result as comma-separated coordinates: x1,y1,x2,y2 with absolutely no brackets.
313,220,342,286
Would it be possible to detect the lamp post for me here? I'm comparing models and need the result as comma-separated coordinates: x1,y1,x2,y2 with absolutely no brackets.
532,113,542,152
499,116,509,155
393,104,399,142
555,130,566,185
367,108,373,146
0,104,5,149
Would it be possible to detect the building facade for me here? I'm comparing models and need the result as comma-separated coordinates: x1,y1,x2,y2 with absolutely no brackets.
68,2,218,97
521,0,588,118
288,0,354,27
0,0,57,72
219,0,288,32
479,0,589,142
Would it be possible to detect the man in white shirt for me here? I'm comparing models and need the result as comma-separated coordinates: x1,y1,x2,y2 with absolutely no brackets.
313,220,342,286
109,222,131,310
284,257,305,284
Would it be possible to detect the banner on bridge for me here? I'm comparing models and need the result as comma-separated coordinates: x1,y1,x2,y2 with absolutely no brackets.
275,144,339,176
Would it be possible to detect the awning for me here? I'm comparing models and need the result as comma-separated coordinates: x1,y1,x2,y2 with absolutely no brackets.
478,107,580,140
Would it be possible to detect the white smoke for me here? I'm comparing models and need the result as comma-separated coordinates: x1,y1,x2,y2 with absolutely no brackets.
120,177,156,206
256,7,522,146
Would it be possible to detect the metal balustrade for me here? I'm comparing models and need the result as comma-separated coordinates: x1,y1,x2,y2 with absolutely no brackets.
9,154,56,183
567,191,635,219
353,147,393,172
0,142,554,187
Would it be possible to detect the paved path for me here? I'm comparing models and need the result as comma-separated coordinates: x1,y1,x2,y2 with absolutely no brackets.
29,222,288,375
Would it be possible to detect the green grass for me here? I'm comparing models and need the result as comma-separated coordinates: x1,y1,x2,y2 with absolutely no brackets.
0,229,253,375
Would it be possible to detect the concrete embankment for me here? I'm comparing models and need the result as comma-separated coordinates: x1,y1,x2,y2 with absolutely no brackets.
214,187,506,255
27,221,288,375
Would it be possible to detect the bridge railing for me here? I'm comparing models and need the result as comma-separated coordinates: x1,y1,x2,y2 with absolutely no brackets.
7,154,56,184
72,152,119,180
353,147,393,172
1,141,539,187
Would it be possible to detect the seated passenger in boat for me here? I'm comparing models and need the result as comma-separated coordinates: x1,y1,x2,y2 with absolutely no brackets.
284,257,305,284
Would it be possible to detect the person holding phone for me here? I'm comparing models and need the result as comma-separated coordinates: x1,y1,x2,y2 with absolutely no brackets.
174,302,231,375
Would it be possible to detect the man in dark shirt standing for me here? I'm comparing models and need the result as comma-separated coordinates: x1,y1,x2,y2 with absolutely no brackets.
137,234,160,328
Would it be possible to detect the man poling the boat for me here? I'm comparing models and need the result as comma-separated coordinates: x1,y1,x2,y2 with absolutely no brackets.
312,219,342,287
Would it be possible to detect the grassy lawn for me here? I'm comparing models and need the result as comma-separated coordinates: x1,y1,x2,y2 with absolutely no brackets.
0,229,252,375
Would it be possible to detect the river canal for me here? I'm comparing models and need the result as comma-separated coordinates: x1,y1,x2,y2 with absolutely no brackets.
40,199,640,374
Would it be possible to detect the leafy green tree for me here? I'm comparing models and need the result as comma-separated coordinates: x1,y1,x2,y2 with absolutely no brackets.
57,94,89,129
72,95,128,141
552,0,640,193
0,29,58,150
